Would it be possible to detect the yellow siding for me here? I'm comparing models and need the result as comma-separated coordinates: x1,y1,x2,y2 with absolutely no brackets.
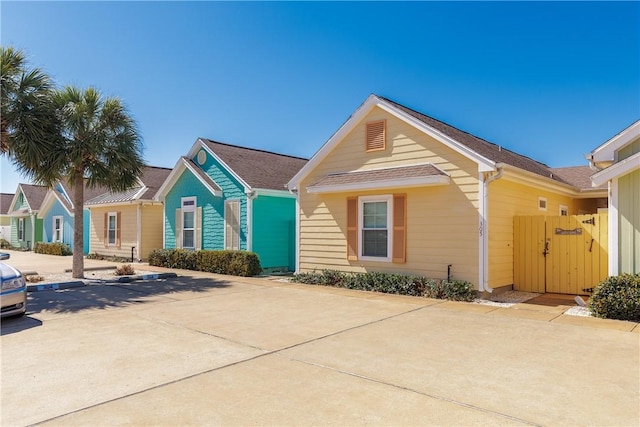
487,178,600,288
90,204,164,260
299,106,480,285
139,204,164,260
0,215,10,226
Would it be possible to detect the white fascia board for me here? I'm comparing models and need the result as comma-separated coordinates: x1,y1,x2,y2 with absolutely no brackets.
196,138,252,193
307,175,450,194
287,95,496,191
591,151,640,187
37,190,72,219
375,102,497,172
287,95,380,191
8,186,26,213
500,164,586,197
253,188,296,199
154,157,222,201
131,185,148,200
590,120,640,162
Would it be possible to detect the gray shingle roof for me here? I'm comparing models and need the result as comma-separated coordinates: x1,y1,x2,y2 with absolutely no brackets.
0,193,15,215
20,184,48,211
380,96,581,186
201,139,308,191
549,166,598,190
309,164,447,189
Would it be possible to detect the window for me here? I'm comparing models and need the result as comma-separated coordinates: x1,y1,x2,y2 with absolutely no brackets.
53,216,63,242
359,196,392,260
366,120,386,152
181,197,196,249
347,194,406,263
18,218,24,241
538,197,547,212
107,213,117,246
224,200,240,250
559,205,568,216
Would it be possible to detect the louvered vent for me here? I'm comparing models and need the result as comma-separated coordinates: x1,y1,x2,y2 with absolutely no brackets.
366,120,386,152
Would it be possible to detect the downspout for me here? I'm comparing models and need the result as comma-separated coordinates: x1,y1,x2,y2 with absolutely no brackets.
480,165,504,293
288,187,300,273
246,190,256,252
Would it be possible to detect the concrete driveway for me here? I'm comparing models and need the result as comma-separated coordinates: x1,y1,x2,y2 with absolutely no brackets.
1,271,639,426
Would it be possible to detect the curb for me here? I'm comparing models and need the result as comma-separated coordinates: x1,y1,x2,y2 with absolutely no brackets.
27,272,178,293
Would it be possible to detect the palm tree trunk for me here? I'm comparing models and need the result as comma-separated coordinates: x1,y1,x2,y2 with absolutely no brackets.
72,170,84,278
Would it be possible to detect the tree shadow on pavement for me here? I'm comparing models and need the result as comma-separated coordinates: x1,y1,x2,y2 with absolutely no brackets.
20,275,235,319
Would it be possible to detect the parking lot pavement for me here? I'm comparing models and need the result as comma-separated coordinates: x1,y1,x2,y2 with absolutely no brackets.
2,275,639,426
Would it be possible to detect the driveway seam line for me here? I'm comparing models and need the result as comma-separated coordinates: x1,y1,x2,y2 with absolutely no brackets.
33,305,429,426
284,357,542,427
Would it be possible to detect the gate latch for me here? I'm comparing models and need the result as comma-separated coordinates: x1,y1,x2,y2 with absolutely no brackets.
582,217,595,225
543,241,550,257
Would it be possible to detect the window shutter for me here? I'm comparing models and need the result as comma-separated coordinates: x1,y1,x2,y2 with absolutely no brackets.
224,201,240,250
366,120,386,152
195,207,202,250
392,194,406,263
175,208,182,249
116,212,121,249
346,197,358,260
103,213,108,248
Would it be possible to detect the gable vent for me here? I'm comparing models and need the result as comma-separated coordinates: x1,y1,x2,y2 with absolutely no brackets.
366,120,386,152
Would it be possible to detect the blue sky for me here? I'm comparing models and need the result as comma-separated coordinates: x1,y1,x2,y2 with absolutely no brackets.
1,1,638,193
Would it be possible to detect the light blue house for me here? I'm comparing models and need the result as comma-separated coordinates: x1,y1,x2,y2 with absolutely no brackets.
155,138,307,272
37,181,108,254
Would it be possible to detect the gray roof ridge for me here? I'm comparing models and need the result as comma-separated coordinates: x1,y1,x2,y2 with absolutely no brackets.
377,95,552,169
200,137,309,161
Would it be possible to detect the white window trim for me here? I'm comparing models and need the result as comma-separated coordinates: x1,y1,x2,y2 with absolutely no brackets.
53,215,63,242
18,218,24,241
181,197,196,250
559,205,569,216
107,212,117,246
538,197,547,212
358,195,393,262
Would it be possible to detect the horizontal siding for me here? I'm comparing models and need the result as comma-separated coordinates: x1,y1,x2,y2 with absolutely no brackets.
139,204,164,260
89,205,139,259
618,169,640,273
487,177,603,288
299,106,481,285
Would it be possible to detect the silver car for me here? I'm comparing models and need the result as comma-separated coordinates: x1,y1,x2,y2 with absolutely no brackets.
0,253,27,318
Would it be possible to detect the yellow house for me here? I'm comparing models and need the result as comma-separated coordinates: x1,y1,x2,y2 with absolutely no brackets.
287,95,607,293
85,166,171,261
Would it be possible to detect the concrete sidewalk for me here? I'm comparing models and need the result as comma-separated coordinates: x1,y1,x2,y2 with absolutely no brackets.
1,272,638,426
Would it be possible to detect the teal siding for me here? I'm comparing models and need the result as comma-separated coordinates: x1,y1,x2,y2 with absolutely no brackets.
83,209,90,254
252,195,296,271
196,151,248,249
164,168,225,249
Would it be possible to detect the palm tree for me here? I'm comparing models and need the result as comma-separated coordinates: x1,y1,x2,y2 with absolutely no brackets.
54,86,145,278
1,46,62,184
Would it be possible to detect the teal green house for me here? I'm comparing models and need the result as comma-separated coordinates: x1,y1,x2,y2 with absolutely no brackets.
7,184,47,250
155,138,308,272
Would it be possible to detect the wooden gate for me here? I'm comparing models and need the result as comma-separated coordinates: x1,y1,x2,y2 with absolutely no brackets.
514,214,608,295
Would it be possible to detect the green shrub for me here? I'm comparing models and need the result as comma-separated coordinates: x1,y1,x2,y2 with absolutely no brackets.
148,249,262,277
291,270,476,300
86,253,131,262
34,242,72,256
0,238,11,249
589,274,640,321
